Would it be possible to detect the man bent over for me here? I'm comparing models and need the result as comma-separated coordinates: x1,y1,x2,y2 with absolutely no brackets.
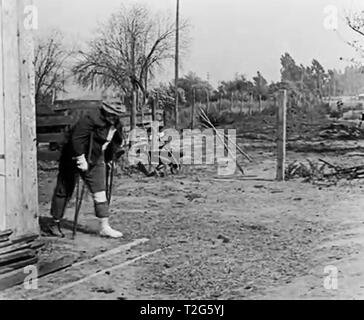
45,101,125,238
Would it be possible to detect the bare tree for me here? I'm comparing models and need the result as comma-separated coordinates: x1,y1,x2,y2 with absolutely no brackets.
34,31,71,105
72,3,189,129
346,10,364,59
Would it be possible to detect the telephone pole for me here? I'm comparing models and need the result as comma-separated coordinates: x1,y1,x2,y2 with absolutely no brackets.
175,0,180,129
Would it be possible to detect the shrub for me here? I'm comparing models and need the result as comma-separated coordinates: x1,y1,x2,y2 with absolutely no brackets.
199,104,236,128
329,109,343,119
354,103,364,111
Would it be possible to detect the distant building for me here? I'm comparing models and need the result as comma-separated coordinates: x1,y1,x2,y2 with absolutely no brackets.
359,94,364,101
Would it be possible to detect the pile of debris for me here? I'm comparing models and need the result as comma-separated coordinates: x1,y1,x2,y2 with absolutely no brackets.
286,159,364,185
319,123,364,140
0,230,43,283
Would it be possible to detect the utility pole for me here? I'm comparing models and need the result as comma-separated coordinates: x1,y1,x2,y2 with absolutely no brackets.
191,88,196,130
175,0,180,130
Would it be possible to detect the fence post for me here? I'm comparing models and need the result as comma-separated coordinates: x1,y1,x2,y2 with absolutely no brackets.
276,90,287,182
249,93,253,116
191,88,196,130
259,95,262,113
131,89,137,130
152,96,157,122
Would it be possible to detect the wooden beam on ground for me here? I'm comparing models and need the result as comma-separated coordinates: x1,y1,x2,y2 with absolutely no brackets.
37,256,75,277
0,241,12,249
0,249,35,265
31,248,162,300
0,230,13,239
276,90,287,182
0,242,32,256
71,238,149,269
11,234,38,245
0,256,37,276
0,255,75,291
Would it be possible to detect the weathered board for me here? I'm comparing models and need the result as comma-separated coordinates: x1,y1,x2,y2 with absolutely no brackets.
18,0,39,235
0,0,5,232
0,255,75,291
36,115,73,128
37,133,66,144
0,0,39,237
37,150,62,162
2,0,24,236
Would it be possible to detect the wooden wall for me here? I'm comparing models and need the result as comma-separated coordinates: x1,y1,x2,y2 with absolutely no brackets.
0,0,5,230
0,0,39,237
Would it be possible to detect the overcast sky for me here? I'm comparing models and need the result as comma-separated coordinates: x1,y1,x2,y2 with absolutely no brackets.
34,0,364,87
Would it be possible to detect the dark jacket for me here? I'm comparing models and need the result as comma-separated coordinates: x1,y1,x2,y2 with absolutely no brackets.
61,108,123,165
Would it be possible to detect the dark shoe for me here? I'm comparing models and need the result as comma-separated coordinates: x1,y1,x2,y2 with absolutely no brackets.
147,171,157,177
40,218,65,238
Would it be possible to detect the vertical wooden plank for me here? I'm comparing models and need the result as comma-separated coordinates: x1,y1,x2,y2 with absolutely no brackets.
0,0,6,231
152,97,157,122
18,0,39,235
131,90,137,130
2,0,23,236
276,90,287,181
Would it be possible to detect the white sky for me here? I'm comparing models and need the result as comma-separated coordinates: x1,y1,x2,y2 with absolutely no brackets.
34,0,364,87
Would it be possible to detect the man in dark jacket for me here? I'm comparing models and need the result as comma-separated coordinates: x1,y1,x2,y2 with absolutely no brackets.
46,102,125,238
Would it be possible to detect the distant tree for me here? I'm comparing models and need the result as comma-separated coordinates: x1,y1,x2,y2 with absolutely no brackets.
177,72,213,105
346,10,364,57
253,71,268,99
150,83,186,126
280,53,302,83
310,59,328,99
73,3,189,128
218,74,254,102
34,31,71,105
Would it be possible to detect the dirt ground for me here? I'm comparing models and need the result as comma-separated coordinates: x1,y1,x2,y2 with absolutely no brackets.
3,135,364,300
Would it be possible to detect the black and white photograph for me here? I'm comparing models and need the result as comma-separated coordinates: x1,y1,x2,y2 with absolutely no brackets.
1,0,364,304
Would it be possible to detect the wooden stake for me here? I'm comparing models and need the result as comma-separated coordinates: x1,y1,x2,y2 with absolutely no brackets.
277,90,287,181
199,110,245,176
199,108,253,162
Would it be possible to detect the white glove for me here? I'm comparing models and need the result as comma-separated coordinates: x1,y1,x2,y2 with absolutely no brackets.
76,154,88,172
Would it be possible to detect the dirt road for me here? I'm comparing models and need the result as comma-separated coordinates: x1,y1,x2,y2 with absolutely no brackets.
2,147,364,300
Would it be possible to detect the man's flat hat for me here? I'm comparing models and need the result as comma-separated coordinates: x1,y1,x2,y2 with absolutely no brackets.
102,101,125,116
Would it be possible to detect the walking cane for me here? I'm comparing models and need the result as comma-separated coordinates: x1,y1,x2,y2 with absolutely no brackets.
73,133,94,239
106,160,115,205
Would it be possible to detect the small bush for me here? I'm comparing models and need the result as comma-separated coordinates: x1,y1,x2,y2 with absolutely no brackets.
199,105,236,128
354,103,364,111
329,110,343,119
316,103,331,115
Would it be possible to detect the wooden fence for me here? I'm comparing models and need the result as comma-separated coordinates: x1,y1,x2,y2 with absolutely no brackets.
36,102,164,161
